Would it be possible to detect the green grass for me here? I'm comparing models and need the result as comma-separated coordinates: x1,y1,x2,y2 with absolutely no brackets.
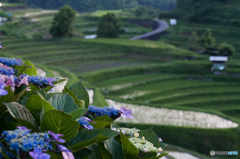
1,3,25,7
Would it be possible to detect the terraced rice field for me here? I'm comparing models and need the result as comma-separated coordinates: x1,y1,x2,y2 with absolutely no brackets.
1,35,240,158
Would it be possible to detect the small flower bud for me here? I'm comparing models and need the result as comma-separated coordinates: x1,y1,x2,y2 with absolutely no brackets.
142,136,145,140
144,148,148,153
159,138,163,142
158,148,163,152
134,133,139,137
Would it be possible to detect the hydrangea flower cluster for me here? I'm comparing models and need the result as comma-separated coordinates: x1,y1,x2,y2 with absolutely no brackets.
1,127,75,159
112,127,140,137
0,57,22,67
0,63,14,75
129,137,163,153
21,75,55,87
86,106,133,120
78,117,95,129
1,128,52,154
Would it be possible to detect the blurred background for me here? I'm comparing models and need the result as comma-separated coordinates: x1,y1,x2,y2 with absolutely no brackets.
0,0,240,158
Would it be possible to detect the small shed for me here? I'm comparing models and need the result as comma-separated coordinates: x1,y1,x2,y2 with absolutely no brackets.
209,56,228,71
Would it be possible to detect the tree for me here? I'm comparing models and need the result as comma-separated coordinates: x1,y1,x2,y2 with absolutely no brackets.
188,31,201,51
218,43,235,56
197,29,215,50
50,5,76,38
97,13,122,38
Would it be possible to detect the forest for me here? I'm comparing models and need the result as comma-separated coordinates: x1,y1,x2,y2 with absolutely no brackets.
25,0,176,12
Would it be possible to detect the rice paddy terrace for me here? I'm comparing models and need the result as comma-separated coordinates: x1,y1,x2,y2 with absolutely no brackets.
1,37,240,158
1,8,240,158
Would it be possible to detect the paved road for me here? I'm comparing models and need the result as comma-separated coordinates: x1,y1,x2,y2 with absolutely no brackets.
130,20,169,40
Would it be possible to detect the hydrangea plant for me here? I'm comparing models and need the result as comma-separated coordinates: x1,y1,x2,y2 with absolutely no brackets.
0,42,168,159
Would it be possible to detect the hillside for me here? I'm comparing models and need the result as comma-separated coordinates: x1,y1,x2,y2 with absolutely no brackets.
26,0,176,12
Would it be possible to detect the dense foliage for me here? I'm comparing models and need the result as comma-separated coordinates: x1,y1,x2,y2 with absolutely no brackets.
0,42,168,159
160,0,240,26
26,0,176,13
97,13,122,38
50,5,77,38
218,43,235,56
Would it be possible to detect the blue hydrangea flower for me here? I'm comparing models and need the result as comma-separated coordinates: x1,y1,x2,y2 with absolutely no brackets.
0,83,8,97
0,67,15,75
0,57,22,67
1,128,52,154
87,106,121,120
78,117,94,129
29,148,50,159
20,75,56,87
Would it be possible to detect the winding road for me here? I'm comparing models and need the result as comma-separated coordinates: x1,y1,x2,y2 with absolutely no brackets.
130,20,169,40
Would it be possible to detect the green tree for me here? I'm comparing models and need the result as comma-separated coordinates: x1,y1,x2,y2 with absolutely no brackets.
50,5,76,38
188,31,201,51
97,13,122,38
198,29,215,50
218,43,235,56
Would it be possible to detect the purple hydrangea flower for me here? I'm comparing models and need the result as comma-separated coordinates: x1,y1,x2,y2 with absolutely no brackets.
78,117,95,130
47,77,55,87
0,83,8,96
57,144,75,159
17,126,31,132
5,75,15,92
48,131,65,143
29,148,50,159
17,75,29,87
120,107,133,119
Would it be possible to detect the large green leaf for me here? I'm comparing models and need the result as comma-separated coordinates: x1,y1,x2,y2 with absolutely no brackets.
27,95,55,113
88,142,113,159
63,87,82,108
22,89,47,106
0,86,15,115
73,148,92,159
68,128,118,152
4,102,38,128
69,109,88,120
41,110,79,141
106,139,125,159
14,65,28,77
47,94,78,113
63,81,89,108
24,60,37,76
98,142,113,159
92,115,113,129
139,129,160,148
120,133,140,159
14,85,30,102
145,153,168,159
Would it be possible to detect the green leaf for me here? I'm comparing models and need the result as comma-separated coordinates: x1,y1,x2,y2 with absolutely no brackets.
120,133,140,159
73,148,92,159
41,110,79,141
24,59,37,76
14,65,28,76
48,94,78,113
69,109,88,120
0,86,15,115
139,129,160,148
44,79,67,92
22,89,47,106
97,142,113,159
4,102,38,128
68,128,118,152
92,115,113,129
14,85,30,102
63,81,89,108
106,139,124,159
27,94,55,113
63,87,82,108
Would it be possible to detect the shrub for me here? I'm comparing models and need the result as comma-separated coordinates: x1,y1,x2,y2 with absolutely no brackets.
50,5,77,38
97,13,122,38
218,43,235,56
